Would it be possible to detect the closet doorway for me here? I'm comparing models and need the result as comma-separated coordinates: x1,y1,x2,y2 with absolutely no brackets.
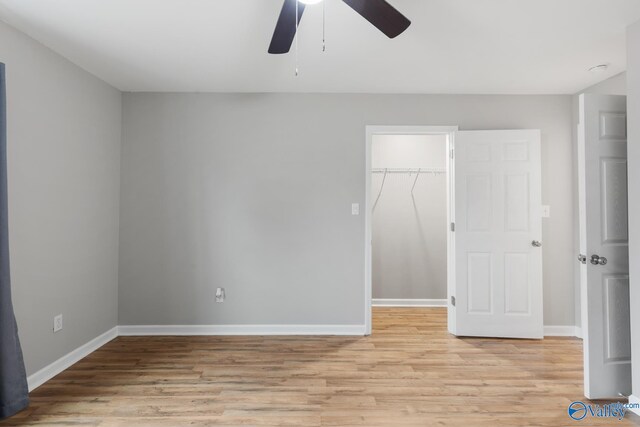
365,126,544,338
364,126,458,335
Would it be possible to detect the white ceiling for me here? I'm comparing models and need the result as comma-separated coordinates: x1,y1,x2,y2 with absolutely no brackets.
0,0,639,94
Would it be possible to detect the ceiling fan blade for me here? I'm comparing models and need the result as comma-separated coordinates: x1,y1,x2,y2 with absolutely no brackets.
341,0,410,38
268,0,306,54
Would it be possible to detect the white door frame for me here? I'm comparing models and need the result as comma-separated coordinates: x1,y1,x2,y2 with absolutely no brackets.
364,125,459,335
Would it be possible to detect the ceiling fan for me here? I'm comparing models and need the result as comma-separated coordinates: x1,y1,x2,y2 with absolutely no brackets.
268,0,411,54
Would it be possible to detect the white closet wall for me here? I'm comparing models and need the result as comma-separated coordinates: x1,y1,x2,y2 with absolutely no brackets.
372,135,447,300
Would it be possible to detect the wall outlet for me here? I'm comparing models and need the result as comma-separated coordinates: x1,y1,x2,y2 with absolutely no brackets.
541,205,551,218
351,203,360,216
53,314,63,333
215,287,225,303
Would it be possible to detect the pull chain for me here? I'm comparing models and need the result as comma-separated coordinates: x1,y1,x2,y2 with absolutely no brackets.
295,0,299,76
322,0,326,52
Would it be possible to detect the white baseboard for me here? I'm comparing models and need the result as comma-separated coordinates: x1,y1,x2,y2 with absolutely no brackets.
544,325,582,338
372,298,448,307
26,323,364,391
629,395,640,417
27,326,118,391
24,321,584,393
118,324,366,336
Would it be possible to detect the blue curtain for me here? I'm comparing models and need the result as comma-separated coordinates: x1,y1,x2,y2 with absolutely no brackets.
0,63,29,419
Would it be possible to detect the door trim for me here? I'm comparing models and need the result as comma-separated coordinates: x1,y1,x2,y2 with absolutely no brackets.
364,125,459,335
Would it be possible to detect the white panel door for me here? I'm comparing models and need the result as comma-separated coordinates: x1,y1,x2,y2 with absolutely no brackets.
453,130,543,339
578,94,631,399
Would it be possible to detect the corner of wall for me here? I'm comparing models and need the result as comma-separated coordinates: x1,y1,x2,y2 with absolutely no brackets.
627,19,640,399
1,17,123,377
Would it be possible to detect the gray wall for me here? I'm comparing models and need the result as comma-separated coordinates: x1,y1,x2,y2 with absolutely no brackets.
120,93,575,327
0,20,121,376
627,19,640,402
581,72,627,96
372,135,447,300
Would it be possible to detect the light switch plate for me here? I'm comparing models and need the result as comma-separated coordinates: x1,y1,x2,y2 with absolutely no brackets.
351,203,360,216
215,287,225,303
541,205,551,218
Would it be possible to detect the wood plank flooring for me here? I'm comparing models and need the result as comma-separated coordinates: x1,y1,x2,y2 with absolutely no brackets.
3,308,639,426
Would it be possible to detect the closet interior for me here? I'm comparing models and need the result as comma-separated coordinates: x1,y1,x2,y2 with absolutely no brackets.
371,134,448,306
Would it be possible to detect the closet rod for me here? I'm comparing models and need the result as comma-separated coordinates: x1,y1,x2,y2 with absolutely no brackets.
371,168,446,174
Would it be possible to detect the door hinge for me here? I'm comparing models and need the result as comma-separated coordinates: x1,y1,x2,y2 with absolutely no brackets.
451,296,456,307
450,148,454,159
450,222,455,232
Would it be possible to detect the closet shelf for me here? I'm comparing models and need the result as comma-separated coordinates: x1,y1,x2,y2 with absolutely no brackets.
371,168,446,174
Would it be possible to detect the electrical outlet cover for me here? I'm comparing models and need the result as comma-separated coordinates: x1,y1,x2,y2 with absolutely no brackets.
53,314,63,333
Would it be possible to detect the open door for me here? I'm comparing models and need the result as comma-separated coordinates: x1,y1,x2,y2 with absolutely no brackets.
578,94,631,399
451,130,543,339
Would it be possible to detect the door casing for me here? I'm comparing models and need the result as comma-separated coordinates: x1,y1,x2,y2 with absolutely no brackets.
364,126,458,335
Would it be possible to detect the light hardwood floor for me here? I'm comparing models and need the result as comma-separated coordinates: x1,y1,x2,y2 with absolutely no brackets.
3,308,639,426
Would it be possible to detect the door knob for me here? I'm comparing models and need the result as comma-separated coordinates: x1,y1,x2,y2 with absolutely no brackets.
590,254,607,266
531,240,542,247
577,254,587,264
